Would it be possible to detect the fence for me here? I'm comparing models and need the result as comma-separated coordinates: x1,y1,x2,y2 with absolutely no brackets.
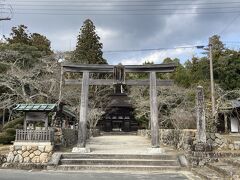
15,129,54,142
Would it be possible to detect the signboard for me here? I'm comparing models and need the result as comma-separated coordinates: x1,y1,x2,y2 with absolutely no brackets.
26,112,47,122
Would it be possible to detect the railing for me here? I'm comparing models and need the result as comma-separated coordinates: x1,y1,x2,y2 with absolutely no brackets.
15,129,54,142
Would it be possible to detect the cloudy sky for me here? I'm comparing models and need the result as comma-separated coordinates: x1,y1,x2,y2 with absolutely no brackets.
1,0,240,64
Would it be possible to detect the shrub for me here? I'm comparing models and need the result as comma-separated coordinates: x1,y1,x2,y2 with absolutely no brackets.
0,132,15,144
0,117,23,144
2,117,23,130
5,128,16,136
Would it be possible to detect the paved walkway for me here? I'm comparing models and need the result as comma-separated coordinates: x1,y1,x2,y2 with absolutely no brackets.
86,135,176,154
86,135,153,154
0,169,198,180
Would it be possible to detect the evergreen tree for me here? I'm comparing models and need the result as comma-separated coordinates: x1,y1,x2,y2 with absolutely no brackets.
30,33,52,55
1,24,53,69
209,35,225,59
73,19,107,64
5,25,30,45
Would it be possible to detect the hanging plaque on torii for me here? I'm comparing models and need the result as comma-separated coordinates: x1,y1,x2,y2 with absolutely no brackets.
60,63,176,151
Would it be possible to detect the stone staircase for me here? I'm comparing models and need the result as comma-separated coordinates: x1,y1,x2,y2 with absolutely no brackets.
192,157,240,179
48,153,184,171
100,131,138,136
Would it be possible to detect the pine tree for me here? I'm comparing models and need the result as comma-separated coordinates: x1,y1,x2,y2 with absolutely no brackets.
73,19,107,64
5,25,30,45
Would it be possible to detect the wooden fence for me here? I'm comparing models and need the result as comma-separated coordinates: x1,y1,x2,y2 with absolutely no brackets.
15,129,54,142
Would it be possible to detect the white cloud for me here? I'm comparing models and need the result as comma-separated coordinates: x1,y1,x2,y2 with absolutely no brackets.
96,27,119,39
120,48,194,65
47,29,79,51
96,27,119,50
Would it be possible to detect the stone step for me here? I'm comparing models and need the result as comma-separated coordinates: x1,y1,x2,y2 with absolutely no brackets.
100,131,138,136
207,162,240,178
192,167,224,180
61,153,178,160
60,158,179,166
55,164,182,171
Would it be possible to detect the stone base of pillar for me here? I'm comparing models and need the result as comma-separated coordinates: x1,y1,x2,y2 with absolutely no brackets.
189,142,214,167
147,148,165,154
72,147,91,153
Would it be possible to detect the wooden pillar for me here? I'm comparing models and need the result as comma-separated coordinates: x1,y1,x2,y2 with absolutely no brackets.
24,112,27,130
150,72,160,148
196,86,206,143
78,71,89,148
2,108,5,126
45,113,48,130
224,112,228,133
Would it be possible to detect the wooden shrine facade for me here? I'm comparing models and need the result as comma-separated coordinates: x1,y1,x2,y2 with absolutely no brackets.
13,104,76,142
97,92,138,132
61,63,176,149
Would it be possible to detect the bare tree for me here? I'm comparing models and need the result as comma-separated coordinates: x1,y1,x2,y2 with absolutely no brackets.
130,85,196,129
0,54,60,112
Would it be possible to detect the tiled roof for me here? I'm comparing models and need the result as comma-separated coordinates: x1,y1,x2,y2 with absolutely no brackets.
13,104,57,111
107,93,132,108
62,107,76,118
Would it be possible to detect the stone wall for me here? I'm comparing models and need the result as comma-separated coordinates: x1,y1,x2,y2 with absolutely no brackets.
138,129,196,151
137,129,240,151
205,133,240,151
6,142,53,164
56,128,100,148
0,154,6,165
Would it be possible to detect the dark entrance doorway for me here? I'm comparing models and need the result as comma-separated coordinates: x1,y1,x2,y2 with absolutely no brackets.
112,121,123,130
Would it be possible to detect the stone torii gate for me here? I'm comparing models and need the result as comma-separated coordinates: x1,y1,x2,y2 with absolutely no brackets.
61,63,176,152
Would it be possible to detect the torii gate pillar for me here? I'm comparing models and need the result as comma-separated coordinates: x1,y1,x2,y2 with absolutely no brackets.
72,71,90,153
150,72,160,148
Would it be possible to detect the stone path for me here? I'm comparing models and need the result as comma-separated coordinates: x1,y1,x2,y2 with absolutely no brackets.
87,135,150,154
0,169,198,180
86,135,175,154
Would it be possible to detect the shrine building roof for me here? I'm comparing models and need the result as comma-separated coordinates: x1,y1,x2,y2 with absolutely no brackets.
13,104,57,112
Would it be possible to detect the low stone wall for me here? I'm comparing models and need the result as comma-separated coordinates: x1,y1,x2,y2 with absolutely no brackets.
0,154,6,165
138,129,196,151
137,129,240,151
56,128,100,147
205,133,240,150
6,142,53,164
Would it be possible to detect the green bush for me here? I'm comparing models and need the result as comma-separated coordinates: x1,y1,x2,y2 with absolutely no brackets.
3,117,23,130
0,117,23,144
0,132,15,144
5,128,16,136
